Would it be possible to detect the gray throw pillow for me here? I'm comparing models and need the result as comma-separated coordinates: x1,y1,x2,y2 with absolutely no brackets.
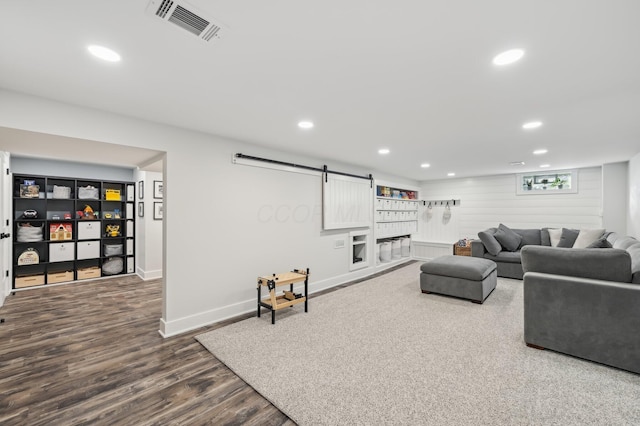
540,228,552,246
494,223,522,252
586,237,612,248
557,228,579,248
478,229,502,256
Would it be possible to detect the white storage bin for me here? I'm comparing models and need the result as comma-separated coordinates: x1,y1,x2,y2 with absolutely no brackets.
127,257,135,273
49,242,75,262
126,239,134,255
401,237,411,257
380,242,392,262
78,221,101,240
126,220,134,237
391,239,402,259
77,241,100,260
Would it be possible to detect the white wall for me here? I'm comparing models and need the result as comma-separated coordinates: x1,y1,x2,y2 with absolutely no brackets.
11,156,134,181
628,152,640,238
602,162,628,234
417,167,604,242
135,170,163,280
0,89,416,336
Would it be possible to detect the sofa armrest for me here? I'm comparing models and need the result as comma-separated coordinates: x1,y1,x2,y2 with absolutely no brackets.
524,272,640,374
471,240,486,257
521,245,632,283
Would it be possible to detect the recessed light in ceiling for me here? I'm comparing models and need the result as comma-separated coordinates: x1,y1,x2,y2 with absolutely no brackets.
298,121,314,129
447,172,456,177
510,161,525,166
378,148,390,155
492,48,525,66
522,121,543,130
540,164,551,168
87,45,121,62
533,149,548,155
420,163,430,168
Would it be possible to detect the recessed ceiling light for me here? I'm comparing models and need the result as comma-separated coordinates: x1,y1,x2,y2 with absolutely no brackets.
492,48,525,66
522,121,543,130
510,161,525,166
540,164,551,168
298,121,314,129
420,163,430,168
378,148,390,155
447,172,456,177
533,149,548,155
87,45,121,62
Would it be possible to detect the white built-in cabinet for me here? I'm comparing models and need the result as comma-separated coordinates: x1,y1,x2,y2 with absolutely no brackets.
374,183,419,265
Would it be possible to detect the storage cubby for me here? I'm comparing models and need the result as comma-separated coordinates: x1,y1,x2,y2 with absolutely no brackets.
374,183,419,267
349,230,369,271
12,174,136,289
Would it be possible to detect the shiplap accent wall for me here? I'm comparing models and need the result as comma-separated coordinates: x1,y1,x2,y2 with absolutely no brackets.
628,153,640,238
417,167,603,243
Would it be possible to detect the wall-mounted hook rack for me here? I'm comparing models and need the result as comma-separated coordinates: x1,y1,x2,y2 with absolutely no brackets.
421,199,460,206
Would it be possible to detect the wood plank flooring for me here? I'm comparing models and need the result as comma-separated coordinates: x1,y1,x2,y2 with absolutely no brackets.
0,261,415,425
0,275,294,426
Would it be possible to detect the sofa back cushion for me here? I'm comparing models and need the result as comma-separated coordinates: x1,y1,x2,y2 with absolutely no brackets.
557,228,580,248
541,228,552,246
512,228,542,247
477,228,502,256
521,245,632,283
494,223,522,252
613,236,639,250
572,228,606,248
626,243,640,284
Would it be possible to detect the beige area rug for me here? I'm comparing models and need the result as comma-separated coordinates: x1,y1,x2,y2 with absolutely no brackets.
196,263,640,425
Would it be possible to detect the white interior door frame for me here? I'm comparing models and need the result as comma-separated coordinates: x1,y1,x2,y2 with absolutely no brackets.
0,151,11,308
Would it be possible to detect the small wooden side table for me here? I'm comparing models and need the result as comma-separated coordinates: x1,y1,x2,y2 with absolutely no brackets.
453,242,472,256
257,268,309,324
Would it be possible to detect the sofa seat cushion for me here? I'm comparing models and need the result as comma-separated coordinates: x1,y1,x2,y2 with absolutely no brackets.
420,255,496,281
483,251,522,264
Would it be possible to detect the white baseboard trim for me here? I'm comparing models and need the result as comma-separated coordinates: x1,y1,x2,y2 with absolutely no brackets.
136,267,163,281
158,260,415,338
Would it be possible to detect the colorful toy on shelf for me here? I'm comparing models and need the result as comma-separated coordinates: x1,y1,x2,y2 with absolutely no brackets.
82,205,97,220
105,224,121,237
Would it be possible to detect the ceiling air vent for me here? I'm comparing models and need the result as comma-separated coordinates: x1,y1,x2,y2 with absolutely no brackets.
147,0,225,42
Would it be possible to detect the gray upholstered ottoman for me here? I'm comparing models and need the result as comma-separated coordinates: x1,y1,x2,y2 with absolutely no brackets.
420,255,497,304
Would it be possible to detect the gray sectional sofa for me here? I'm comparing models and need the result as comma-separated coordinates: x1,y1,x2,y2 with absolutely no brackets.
470,224,611,279
470,225,550,279
521,232,640,374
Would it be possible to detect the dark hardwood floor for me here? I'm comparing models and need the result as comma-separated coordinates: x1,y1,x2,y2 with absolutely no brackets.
0,275,294,426
0,262,414,425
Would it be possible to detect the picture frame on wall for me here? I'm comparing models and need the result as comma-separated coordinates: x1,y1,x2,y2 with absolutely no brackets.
138,181,144,200
153,202,163,220
153,180,163,199
138,202,144,218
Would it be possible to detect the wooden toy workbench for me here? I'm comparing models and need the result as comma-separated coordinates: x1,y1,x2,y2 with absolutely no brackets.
257,268,309,324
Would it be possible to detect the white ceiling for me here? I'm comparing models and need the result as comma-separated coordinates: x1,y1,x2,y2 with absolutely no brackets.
1,0,639,180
